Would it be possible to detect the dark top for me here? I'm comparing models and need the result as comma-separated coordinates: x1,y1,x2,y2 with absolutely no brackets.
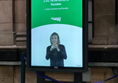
46,44,67,67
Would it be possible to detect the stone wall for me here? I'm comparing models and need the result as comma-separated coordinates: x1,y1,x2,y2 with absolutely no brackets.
0,66,117,83
0,0,26,46
0,0,14,46
92,0,118,45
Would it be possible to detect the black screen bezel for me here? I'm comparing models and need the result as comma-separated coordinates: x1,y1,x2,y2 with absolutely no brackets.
27,0,88,72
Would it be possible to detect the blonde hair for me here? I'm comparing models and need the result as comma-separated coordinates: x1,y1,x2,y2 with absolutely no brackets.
50,32,60,45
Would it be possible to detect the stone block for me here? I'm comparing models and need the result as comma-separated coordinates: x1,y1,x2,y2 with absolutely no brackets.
25,78,37,83
91,67,106,80
91,79,103,83
0,78,13,83
92,37,109,45
94,0,115,15
15,0,26,22
0,66,13,78
0,23,13,32
108,26,118,44
45,72,74,82
16,42,26,46
0,1,12,23
109,38,118,45
94,15,115,37
91,80,118,83
14,66,36,83
14,78,20,83
108,27,118,37
14,66,21,78
15,23,26,32
104,68,118,80
25,67,36,78
104,80,118,83
0,32,14,46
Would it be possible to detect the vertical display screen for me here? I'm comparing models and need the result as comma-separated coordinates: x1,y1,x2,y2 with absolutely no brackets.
30,0,86,70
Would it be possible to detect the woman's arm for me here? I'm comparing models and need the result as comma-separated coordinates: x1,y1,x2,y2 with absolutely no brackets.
58,45,67,59
46,46,53,60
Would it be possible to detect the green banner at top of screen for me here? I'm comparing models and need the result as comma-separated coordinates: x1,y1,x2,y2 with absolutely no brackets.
31,0,83,29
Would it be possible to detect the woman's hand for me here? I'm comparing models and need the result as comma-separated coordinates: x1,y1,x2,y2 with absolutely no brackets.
50,45,55,51
54,44,60,52
50,44,60,51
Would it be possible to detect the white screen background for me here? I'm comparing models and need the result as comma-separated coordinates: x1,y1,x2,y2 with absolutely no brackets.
31,24,83,67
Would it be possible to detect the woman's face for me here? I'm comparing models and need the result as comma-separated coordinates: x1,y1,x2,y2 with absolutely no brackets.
51,35,58,45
